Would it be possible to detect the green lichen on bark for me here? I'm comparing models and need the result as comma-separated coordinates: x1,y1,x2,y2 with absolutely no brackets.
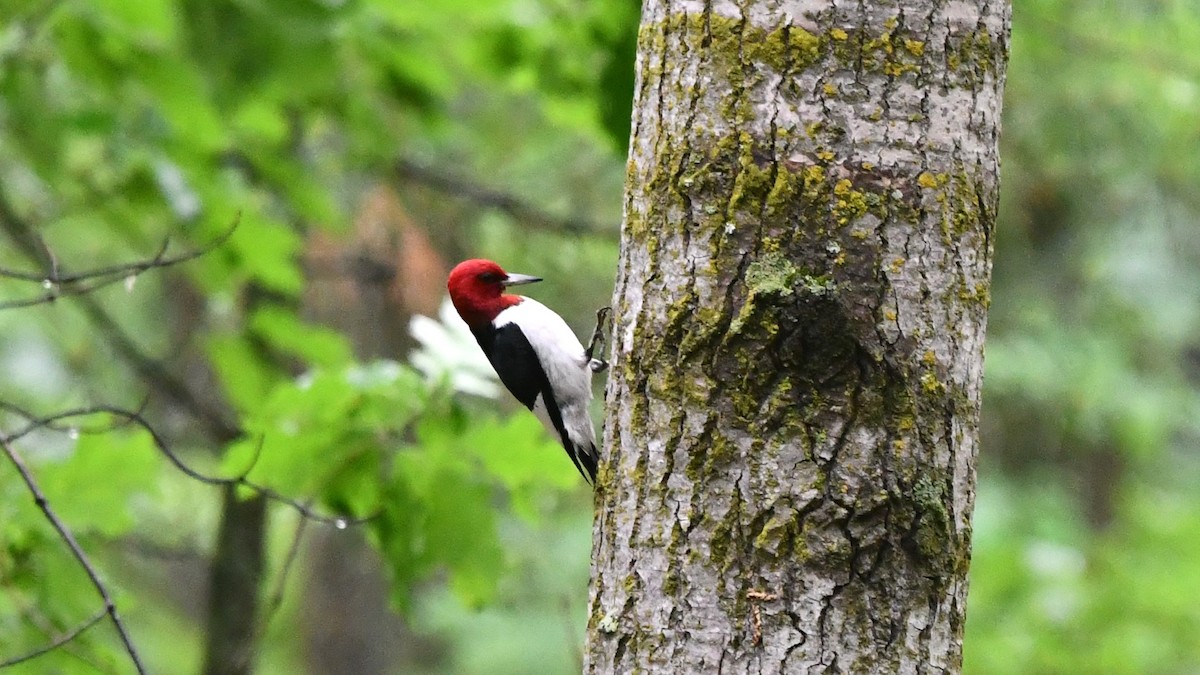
946,27,1003,82
637,11,1005,131
662,12,822,74
745,253,800,295
901,474,962,579
629,9,1004,278
752,509,799,560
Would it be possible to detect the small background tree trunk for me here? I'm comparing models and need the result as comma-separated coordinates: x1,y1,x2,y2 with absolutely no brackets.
586,0,1009,672
202,492,267,675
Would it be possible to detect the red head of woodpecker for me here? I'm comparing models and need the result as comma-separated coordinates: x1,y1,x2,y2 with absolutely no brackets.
447,258,599,484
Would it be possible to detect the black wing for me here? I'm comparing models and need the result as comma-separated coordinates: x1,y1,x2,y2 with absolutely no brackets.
471,323,595,483
472,324,543,409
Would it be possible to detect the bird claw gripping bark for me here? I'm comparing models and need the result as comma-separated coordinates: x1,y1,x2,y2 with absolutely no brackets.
585,306,612,373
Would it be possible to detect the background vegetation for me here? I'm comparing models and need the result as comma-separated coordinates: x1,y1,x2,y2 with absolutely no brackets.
0,0,1196,673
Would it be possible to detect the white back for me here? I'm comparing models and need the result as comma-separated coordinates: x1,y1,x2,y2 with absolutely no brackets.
494,298,596,448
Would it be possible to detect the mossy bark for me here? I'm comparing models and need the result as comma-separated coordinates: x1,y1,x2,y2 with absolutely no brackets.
586,0,1009,673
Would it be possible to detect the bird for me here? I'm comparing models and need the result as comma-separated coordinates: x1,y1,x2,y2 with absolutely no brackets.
447,258,601,483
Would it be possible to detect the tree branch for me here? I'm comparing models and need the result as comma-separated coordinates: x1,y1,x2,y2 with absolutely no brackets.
73,292,241,441
0,205,237,312
0,436,147,675
0,608,107,669
0,198,242,442
0,397,148,437
257,510,310,638
394,157,616,237
2,405,374,527
0,219,236,285
202,491,266,675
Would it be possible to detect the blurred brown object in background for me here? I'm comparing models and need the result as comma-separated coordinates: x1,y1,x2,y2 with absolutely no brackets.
305,183,447,359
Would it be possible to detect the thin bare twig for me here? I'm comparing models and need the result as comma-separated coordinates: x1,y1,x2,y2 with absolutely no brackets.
0,436,148,675
0,217,239,311
0,608,107,669
0,274,128,310
8,601,115,673
0,239,166,284
560,596,584,673
0,199,241,442
258,511,311,638
1,405,374,527
746,589,778,647
0,397,148,437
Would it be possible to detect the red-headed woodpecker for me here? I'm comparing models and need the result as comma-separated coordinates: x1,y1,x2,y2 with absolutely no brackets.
447,259,600,483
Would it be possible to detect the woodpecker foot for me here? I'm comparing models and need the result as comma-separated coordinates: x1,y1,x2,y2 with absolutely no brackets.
585,306,611,372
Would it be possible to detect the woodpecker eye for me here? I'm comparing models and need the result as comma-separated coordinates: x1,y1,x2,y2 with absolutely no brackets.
478,271,503,283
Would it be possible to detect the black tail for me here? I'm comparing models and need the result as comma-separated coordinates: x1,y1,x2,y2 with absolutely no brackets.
564,440,598,486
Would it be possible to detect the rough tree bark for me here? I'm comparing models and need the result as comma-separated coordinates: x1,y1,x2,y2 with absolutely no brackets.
586,0,1008,672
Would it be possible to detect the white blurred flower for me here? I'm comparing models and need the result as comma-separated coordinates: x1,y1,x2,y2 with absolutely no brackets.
153,158,200,220
1025,540,1085,624
345,360,406,388
1025,541,1086,578
409,298,500,398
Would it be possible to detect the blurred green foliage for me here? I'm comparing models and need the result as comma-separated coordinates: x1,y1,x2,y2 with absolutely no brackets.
1,0,1198,672
0,0,629,671
964,0,1200,671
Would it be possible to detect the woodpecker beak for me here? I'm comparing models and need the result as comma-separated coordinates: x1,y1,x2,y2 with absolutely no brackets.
502,273,543,287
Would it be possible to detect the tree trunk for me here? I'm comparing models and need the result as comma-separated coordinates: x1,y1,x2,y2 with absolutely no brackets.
202,491,267,675
586,0,1008,672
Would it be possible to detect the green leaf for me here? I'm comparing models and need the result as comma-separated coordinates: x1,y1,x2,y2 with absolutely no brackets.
250,306,353,368
371,476,424,612
343,361,427,430
398,445,503,609
229,212,305,295
321,451,383,517
90,0,179,45
133,55,226,151
232,99,289,146
220,371,360,493
206,333,277,416
34,431,161,537
372,415,515,612
421,461,503,608
461,413,579,520
242,148,341,225
218,363,425,504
